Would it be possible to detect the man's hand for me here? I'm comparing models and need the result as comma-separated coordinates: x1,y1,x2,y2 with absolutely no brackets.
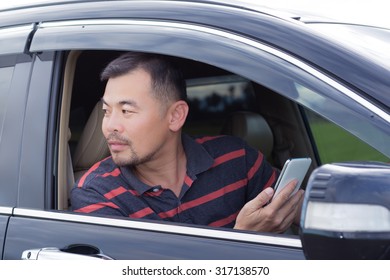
234,180,304,233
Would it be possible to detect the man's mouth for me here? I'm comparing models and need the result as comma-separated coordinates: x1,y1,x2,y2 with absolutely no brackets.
108,143,127,152
107,139,129,152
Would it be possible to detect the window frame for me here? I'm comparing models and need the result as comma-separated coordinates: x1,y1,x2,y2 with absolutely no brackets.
30,19,390,149
27,19,390,239
0,24,34,55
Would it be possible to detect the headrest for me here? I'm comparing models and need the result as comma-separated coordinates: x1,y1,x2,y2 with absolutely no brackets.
221,111,274,159
72,100,110,175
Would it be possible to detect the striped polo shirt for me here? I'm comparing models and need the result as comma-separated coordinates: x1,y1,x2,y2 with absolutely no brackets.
70,134,278,228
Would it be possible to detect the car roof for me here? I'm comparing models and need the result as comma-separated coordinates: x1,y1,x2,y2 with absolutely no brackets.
226,0,390,29
1,0,389,109
2,0,389,30
2,0,389,45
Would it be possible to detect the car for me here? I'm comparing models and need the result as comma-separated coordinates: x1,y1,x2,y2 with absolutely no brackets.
0,0,389,260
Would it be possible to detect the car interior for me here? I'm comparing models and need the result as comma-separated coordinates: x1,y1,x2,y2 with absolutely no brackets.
57,50,317,216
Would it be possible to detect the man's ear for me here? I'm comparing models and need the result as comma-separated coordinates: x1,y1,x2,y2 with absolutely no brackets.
168,100,189,132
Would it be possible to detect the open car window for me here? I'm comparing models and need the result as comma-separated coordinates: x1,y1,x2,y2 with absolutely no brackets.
58,49,390,234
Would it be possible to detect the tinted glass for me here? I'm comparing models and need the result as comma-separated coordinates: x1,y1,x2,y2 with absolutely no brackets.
294,83,390,158
184,75,256,135
304,109,390,163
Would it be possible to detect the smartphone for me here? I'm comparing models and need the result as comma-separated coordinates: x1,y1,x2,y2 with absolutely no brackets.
273,157,312,199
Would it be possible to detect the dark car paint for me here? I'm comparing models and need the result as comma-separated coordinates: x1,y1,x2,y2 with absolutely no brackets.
0,56,33,207
1,1,389,109
0,54,53,209
0,0,389,260
4,215,305,259
0,24,308,260
0,215,9,258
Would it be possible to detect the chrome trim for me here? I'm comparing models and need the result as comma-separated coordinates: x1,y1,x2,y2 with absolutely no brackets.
22,247,113,260
0,23,33,35
37,19,390,123
0,206,13,215
13,208,302,248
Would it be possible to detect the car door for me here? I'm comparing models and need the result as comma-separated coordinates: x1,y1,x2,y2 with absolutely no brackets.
3,17,389,260
2,18,308,260
0,23,37,259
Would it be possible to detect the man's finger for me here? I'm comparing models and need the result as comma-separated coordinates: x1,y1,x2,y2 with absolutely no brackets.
245,187,274,211
271,179,298,206
273,188,304,224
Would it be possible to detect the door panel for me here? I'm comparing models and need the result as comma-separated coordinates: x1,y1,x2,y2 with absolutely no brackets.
18,52,56,209
0,207,12,259
0,216,8,259
0,55,33,207
3,209,305,260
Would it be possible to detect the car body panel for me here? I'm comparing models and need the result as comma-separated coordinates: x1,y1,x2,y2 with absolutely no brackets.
0,0,389,260
30,20,390,149
17,53,55,209
0,56,32,207
3,209,304,260
0,1,388,108
0,24,34,55
0,207,12,259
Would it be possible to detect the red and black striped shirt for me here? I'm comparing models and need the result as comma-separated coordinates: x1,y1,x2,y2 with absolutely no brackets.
70,134,278,228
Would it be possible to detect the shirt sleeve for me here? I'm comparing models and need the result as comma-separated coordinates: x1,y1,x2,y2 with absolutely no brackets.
70,159,127,217
70,184,127,217
244,142,280,201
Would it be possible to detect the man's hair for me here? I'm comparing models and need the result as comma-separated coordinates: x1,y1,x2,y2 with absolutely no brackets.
101,52,187,105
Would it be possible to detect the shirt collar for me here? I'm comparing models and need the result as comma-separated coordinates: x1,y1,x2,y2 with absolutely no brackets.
182,134,214,179
120,133,214,195
119,165,152,195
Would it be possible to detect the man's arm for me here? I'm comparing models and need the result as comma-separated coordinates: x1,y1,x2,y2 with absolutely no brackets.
70,185,126,217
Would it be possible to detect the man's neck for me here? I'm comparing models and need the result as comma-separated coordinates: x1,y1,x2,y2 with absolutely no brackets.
133,142,187,197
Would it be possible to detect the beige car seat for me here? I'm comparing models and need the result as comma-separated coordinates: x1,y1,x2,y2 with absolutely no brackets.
220,111,274,160
72,100,110,183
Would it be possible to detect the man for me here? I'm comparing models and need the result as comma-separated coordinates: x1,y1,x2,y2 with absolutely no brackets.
70,52,304,233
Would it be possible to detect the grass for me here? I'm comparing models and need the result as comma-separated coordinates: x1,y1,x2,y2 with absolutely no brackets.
310,121,389,163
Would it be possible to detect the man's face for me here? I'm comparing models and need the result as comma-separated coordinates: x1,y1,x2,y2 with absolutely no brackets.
101,69,170,167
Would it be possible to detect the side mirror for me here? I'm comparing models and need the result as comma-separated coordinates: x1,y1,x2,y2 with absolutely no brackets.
300,162,390,259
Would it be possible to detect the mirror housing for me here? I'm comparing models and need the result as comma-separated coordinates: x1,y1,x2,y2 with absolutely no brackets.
300,162,390,259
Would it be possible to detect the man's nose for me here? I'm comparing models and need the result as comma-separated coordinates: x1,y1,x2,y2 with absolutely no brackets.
103,111,124,133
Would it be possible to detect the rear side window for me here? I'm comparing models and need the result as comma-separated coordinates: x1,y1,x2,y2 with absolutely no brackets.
304,109,390,163
0,65,14,142
184,75,256,136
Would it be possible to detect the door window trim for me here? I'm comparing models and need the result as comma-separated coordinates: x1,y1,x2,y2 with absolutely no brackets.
0,207,13,215
57,50,82,210
31,19,389,123
13,208,302,248
0,24,35,55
